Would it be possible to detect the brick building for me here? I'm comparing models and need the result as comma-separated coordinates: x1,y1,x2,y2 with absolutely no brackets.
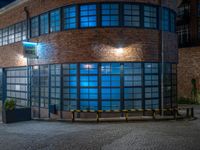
0,0,177,119
177,0,200,99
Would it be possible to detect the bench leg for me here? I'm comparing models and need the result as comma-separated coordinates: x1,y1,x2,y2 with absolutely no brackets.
186,108,189,117
96,112,99,122
152,110,156,120
191,108,194,118
125,112,128,122
71,111,75,122
174,109,177,120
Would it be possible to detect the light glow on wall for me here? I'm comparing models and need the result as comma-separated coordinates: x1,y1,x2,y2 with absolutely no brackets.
115,48,124,55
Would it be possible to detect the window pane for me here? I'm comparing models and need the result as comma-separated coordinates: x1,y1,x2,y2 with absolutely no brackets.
40,13,49,34
101,4,119,27
31,17,39,37
144,6,157,28
50,9,61,32
64,6,77,29
124,4,140,27
80,4,97,28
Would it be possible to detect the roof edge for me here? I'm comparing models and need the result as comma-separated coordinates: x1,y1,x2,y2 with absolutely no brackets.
0,0,29,15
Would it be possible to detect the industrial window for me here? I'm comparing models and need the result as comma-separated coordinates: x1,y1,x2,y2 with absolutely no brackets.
63,6,77,29
80,63,98,110
8,25,15,44
144,63,159,109
101,63,121,110
144,6,157,28
124,4,140,27
31,17,39,37
2,28,8,45
101,4,119,27
15,23,22,42
170,12,175,32
124,63,142,109
6,67,28,107
177,25,189,45
22,21,27,40
50,64,61,110
63,64,77,110
162,8,169,31
50,9,61,32
80,4,97,28
0,30,2,46
40,13,49,35
31,66,40,107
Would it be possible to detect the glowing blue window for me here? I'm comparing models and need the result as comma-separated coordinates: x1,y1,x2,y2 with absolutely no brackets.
64,6,77,29
170,12,175,32
80,4,97,28
145,75,159,86
80,76,98,87
80,63,98,74
162,8,169,31
40,13,49,35
145,63,158,74
144,6,157,28
31,17,39,37
101,63,120,74
101,4,119,26
124,4,140,27
50,9,61,32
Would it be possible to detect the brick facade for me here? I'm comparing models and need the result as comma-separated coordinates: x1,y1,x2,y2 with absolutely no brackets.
0,0,178,68
178,46,200,98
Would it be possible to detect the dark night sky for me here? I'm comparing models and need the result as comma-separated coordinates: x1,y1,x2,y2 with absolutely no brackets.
0,0,15,8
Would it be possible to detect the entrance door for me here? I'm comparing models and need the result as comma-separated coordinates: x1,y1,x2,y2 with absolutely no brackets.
31,65,49,119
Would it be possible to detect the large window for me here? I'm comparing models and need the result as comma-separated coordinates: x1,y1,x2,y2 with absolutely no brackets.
63,64,78,110
40,13,49,35
22,21,27,40
50,9,61,32
80,4,97,28
144,6,157,28
15,23,22,42
8,25,15,44
177,25,189,45
50,64,61,110
101,4,119,27
124,63,142,109
63,6,77,29
144,63,159,109
31,17,39,37
2,28,8,45
162,8,169,31
170,12,175,32
6,67,28,107
124,4,140,27
101,63,121,110
80,63,98,110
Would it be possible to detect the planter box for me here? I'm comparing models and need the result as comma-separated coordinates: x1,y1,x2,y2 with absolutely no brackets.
2,108,31,123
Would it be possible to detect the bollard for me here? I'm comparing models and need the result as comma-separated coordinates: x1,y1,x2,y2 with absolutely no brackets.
96,111,99,122
152,110,156,120
174,108,177,120
191,108,194,118
186,108,189,117
71,111,75,122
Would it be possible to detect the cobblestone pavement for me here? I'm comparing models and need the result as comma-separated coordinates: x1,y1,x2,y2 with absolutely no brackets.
0,105,200,150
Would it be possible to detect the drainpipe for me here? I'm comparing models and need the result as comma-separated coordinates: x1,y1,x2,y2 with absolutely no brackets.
160,0,164,116
24,7,31,107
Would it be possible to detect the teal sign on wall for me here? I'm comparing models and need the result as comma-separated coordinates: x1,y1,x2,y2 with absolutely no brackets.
23,42,38,58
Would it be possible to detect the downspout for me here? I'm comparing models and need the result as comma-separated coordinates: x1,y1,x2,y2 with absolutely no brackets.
24,7,31,107
160,0,164,116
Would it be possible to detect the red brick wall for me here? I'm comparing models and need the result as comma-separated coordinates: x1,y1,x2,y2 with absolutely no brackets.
0,0,178,68
178,46,200,98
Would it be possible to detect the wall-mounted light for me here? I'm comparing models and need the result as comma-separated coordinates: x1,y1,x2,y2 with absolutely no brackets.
115,47,124,55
